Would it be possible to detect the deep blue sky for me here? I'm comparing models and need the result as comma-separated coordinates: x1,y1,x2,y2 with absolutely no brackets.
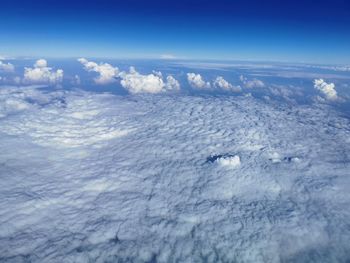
1,0,350,64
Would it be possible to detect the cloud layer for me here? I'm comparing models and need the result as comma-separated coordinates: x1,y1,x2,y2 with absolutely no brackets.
1,86,349,262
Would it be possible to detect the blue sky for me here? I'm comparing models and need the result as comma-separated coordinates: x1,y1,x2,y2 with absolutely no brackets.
1,0,350,64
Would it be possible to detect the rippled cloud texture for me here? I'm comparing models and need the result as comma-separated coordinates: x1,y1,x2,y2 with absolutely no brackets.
0,85,349,262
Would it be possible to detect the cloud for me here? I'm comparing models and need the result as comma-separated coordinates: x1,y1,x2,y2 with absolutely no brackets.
240,75,265,88
23,59,63,84
1,87,349,262
160,54,177,59
165,75,180,91
313,79,338,101
119,67,180,94
187,73,211,89
216,155,241,167
77,59,180,93
0,60,15,72
213,76,241,92
78,58,119,84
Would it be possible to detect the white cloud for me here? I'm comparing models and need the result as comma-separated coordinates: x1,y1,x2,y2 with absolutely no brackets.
313,79,338,101
216,155,241,167
187,73,211,89
0,60,15,72
78,58,119,84
213,76,241,92
120,67,180,94
23,59,63,84
0,87,349,262
78,59,180,93
165,75,180,91
240,75,265,88
34,59,48,68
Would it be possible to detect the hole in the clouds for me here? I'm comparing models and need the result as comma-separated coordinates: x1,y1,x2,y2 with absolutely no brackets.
110,234,120,244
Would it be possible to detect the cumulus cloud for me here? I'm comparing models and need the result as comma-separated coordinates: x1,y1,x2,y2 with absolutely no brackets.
187,73,211,89
0,60,15,72
313,79,338,101
78,58,119,84
216,155,241,167
119,67,180,94
23,59,63,84
213,76,241,92
165,75,180,91
77,59,180,93
240,75,265,88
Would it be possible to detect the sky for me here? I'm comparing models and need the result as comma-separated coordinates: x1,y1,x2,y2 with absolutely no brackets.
1,0,350,64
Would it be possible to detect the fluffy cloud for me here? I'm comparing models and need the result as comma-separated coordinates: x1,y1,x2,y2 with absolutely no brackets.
213,76,241,92
119,67,180,94
187,73,211,89
240,75,265,88
78,58,119,84
313,79,338,101
0,61,15,72
216,155,241,167
165,75,180,91
77,59,180,93
23,59,63,84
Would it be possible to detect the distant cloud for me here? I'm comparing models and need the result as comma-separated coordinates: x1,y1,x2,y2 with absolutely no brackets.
72,75,81,85
160,54,177,59
187,73,211,89
119,67,180,94
213,76,241,92
78,58,119,84
0,60,15,72
34,59,48,68
240,75,265,88
313,79,338,101
23,59,63,84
